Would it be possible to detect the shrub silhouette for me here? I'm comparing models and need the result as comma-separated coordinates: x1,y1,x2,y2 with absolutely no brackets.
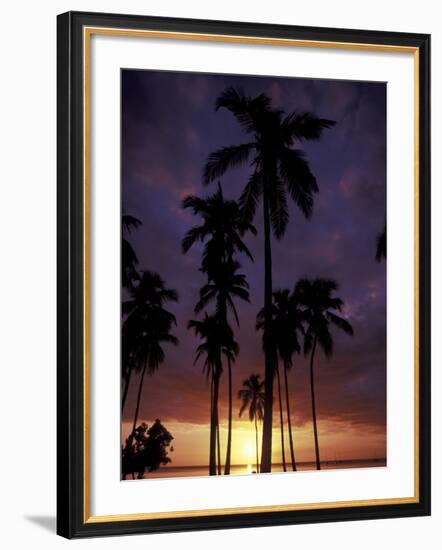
122,419,174,479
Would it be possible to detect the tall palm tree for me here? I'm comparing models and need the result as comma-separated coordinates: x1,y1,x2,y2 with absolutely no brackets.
196,259,250,474
121,214,142,404
122,271,179,426
295,278,353,470
258,289,304,471
376,224,386,262
122,214,141,290
122,270,178,412
204,87,335,472
239,374,265,473
183,184,254,474
275,290,304,472
189,314,239,475
188,314,221,476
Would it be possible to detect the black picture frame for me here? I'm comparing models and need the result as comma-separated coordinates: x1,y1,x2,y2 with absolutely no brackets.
57,11,431,539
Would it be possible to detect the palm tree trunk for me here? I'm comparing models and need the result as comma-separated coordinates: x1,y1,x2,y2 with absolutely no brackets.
216,415,221,475
309,336,321,470
261,189,275,473
209,372,217,475
275,359,287,472
215,352,222,475
121,368,132,413
254,415,259,473
211,367,222,475
131,363,147,436
224,355,233,474
283,362,297,471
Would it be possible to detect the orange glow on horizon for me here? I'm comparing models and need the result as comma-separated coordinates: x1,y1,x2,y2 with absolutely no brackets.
122,416,386,469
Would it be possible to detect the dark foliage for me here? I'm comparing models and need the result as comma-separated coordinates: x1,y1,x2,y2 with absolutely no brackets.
122,420,174,479
376,224,386,262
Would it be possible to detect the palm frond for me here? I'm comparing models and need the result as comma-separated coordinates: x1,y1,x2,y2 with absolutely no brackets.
182,226,206,253
203,143,255,184
215,87,272,134
278,148,318,219
181,195,208,215
376,224,387,262
238,170,263,224
281,112,336,143
327,297,344,311
326,312,354,335
122,214,142,233
195,285,217,313
317,326,333,358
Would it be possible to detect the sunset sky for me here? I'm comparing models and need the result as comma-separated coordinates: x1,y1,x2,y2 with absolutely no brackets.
121,69,387,468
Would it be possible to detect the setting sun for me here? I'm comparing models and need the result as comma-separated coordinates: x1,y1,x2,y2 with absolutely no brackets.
242,442,255,463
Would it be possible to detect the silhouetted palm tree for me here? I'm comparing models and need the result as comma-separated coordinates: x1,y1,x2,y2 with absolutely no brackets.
259,289,304,471
122,271,179,430
183,184,254,474
192,315,217,468
376,224,386,262
295,278,353,470
204,87,335,472
189,314,239,475
196,259,250,474
122,214,141,290
121,214,142,402
239,374,265,473
188,314,221,476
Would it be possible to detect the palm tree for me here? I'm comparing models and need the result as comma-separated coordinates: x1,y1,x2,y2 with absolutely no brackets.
204,87,335,472
239,374,265,473
191,314,219,472
189,314,239,475
122,214,141,290
276,291,304,472
259,289,304,471
122,271,179,426
376,224,386,262
295,278,353,470
183,184,254,474
121,214,142,401
196,259,250,474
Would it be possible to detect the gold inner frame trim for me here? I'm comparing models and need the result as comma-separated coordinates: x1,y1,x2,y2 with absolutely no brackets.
83,26,420,524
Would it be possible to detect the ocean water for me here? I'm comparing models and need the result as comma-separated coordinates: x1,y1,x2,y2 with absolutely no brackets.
141,458,386,479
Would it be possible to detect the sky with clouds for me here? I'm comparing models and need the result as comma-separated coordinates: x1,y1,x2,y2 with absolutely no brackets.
121,68,386,468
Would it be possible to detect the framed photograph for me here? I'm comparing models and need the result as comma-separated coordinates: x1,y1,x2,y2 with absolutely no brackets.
57,11,431,538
